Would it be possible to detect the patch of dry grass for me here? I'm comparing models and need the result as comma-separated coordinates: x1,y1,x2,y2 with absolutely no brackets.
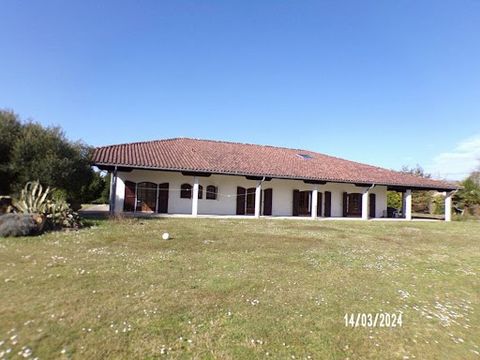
0,218,479,359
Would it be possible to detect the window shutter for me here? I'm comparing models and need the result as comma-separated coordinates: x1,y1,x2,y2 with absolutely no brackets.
343,192,348,217
317,192,323,217
123,181,136,212
369,193,376,218
158,183,169,214
324,191,331,217
263,188,273,216
236,187,246,215
292,189,300,216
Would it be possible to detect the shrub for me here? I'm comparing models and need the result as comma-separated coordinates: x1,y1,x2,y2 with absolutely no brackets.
47,199,83,230
0,213,45,237
12,181,83,233
13,181,51,214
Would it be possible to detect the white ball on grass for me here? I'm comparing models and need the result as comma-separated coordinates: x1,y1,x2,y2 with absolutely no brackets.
162,232,170,240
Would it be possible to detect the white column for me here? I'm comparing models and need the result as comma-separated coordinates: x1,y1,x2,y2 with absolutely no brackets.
361,189,369,220
311,188,318,219
192,176,199,217
445,192,452,222
405,189,412,220
254,180,262,218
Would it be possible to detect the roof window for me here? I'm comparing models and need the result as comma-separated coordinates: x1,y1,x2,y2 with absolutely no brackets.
297,153,313,160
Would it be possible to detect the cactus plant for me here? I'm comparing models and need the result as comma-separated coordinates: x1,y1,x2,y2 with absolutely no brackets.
14,181,51,214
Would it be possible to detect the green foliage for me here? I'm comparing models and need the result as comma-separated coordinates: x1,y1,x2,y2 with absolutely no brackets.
13,181,83,230
387,191,402,209
47,199,83,229
0,111,22,194
400,165,433,213
432,194,445,215
0,110,106,204
454,171,480,216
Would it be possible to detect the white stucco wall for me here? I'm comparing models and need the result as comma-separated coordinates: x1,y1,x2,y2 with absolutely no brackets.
113,169,387,218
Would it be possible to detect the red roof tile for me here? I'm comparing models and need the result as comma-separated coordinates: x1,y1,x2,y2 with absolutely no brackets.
92,138,457,190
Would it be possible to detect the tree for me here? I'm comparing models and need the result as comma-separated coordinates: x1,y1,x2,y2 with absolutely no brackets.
0,110,106,207
454,171,480,215
0,111,22,194
400,165,433,213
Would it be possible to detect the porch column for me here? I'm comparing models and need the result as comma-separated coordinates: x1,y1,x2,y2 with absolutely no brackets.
311,188,318,219
445,192,452,222
254,180,262,218
361,189,369,220
405,189,412,220
192,176,199,217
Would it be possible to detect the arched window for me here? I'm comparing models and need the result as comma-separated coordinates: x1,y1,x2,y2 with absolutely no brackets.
180,183,192,199
198,185,203,199
206,185,217,200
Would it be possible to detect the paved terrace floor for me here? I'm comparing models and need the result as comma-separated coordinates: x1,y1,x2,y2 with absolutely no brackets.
79,205,444,221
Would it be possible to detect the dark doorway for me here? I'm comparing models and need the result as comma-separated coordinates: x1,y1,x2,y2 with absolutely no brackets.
347,193,362,217
124,181,136,212
293,190,311,216
158,183,169,214
236,187,256,215
136,182,157,212
263,188,272,216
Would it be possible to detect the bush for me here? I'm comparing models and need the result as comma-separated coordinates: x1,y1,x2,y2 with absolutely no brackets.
0,213,45,237
12,181,83,233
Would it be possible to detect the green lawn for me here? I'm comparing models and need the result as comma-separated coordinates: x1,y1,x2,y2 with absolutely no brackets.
0,218,479,359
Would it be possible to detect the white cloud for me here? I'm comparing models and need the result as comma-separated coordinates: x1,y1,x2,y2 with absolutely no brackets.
426,134,480,180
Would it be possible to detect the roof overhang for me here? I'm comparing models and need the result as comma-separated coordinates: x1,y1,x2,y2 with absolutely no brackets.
94,162,458,192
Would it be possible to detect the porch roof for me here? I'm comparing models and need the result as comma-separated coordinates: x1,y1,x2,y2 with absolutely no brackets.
92,138,457,191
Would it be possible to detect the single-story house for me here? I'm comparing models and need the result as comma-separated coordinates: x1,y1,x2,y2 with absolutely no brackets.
92,138,457,221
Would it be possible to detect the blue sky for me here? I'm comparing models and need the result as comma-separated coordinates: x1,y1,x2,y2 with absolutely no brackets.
1,0,479,180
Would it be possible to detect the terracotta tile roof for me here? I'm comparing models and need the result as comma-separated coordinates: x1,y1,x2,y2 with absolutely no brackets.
92,138,457,190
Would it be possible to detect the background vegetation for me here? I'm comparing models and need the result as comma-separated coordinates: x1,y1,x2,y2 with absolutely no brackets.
0,110,108,207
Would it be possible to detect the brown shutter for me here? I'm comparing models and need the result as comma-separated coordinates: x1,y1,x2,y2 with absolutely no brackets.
236,187,246,215
263,188,273,216
158,183,169,214
292,189,300,216
342,192,348,217
246,188,256,215
324,191,331,217
369,193,376,218
317,192,323,217
123,181,136,212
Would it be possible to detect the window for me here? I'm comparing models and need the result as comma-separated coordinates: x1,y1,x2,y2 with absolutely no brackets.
180,183,192,199
180,183,203,199
206,185,217,200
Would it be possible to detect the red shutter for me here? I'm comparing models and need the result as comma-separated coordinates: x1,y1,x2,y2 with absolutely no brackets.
292,190,300,216
123,181,136,212
342,192,348,217
236,187,246,215
317,192,323,217
158,183,169,214
324,191,331,217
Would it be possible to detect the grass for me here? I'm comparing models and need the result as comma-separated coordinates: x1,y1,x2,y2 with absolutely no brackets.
0,218,479,359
